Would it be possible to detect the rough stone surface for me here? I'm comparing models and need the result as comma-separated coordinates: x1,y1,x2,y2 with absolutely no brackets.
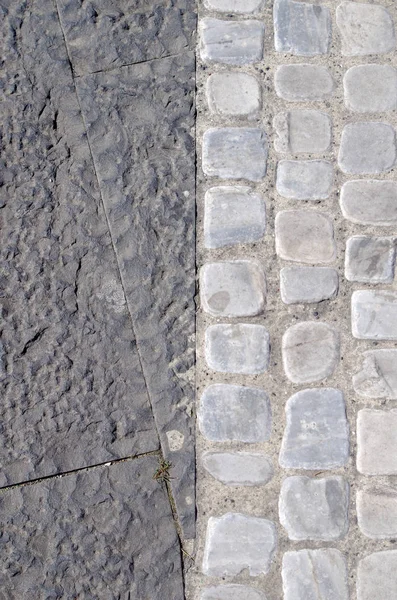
204,186,266,248
205,324,270,374
275,210,336,263
204,0,264,13
282,549,349,600
338,122,397,174
352,290,397,340
344,65,397,113
280,267,339,304
357,488,397,539
274,110,332,154
275,64,334,101
203,128,268,181
282,322,340,384
276,161,334,200
200,261,266,317
279,476,349,541
200,18,265,65
280,388,349,470
274,0,331,56
345,236,395,283
201,586,266,600
202,452,273,487
0,457,184,598
336,2,396,56
357,409,397,475
357,551,397,600
353,349,397,399
203,513,277,576
340,180,397,226
207,73,261,117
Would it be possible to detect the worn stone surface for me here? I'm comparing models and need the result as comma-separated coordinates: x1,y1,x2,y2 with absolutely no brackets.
357,551,397,600
352,290,397,340
345,236,395,283
339,122,397,174
204,0,264,13
205,324,270,374
275,64,334,101
274,0,331,56
199,385,272,443
201,586,266,600
276,161,334,200
344,65,397,113
357,488,397,539
200,18,265,64
274,110,332,154
279,476,349,541
357,409,397,475
203,513,277,576
276,210,336,263
353,349,397,399
336,2,395,56
340,180,397,226
207,73,261,117
280,388,349,470
280,267,338,304
0,457,184,599
282,549,349,600
202,452,273,487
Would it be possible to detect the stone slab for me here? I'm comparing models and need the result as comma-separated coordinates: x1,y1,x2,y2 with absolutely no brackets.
352,290,397,340
204,0,264,13
357,551,397,600
276,210,336,263
357,487,397,539
201,586,266,600
207,73,261,117
340,180,397,226
275,64,334,101
345,236,396,283
205,324,270,374
344,65,397,113
200,18,265,65
276,161,333,200
338,123,397,174
274,110,332,154
353,349,397,399
274,0,331,56
202,452,274,486
280,267,338,304
357,409,397,475
336,2,395,56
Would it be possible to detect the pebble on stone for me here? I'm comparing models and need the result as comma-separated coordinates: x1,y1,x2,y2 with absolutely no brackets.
353,349,397,399
201,586,267,600
340,180,397,226
357,409,397,475
338,122,397,174
345,236,396,284
282,322,340,384
336,2,396,56
282,549,349,600
274,110,332,154
275,210,336,263
279,476,349,541
274,0,331,56
280,388,349,470
205,324,270,374
352,290,397,340
357,551,397,600
204,186,266,249
344,65,397,113
200,18,265,65
203,513,277,576
280,267,338,304
202,452,273,486
275,64,334,102
357,488,397,539
200,261,266,317
198,384,272,443
276,161,333,200
203,128,268,181
207,73,261,117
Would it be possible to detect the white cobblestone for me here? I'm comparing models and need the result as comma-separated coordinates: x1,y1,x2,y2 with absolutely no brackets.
274,110,332,154
337,2,395,56
204,0,264,14
205,324,270,374
352,290,397,340
202,452,273,487
276,161,333,200
274,0,331,56
357,409,397,475
357,551,397,600
206,73,261,117
275,64,334,102
345,236,395,283
201,586,266,600
353,349,397,399
357,488,397,539
338,122,397,175
275,210,336,263
344,65,397,113
280,266,338,304
340,180,397,226
200,18,265,65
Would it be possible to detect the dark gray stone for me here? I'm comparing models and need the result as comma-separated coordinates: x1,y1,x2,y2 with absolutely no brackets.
274,0,331,56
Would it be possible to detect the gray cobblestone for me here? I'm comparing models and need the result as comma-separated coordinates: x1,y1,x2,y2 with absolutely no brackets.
204,0,264,13
353,349,397,399
345,236,395,283
336,2,395,56
276,161,334,200
280,266,338,304
206,324,270,374
275,210,336,263
207,73,261,117
357,551,397,600
339,122,397,174
352,290,397,339
200,18,265,65
275,64,334,102
201,586,266,600
357,409,397,475
202,452,273,486
274,0,331,56
344,65,397,113
357,488,397,539
274,110,332,154
340,180,397,226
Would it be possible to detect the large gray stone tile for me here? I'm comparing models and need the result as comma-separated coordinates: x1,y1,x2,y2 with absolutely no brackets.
352,290,397,340
337,2,395,56
203,452,273,486
280,267,338,304
206,324,270,374
275,64,334,101
274,0,331,56
357,487,397,539
340,180,397,226
353,350,397,399
357,551,397,600
339,123,397,174
200,18,265,64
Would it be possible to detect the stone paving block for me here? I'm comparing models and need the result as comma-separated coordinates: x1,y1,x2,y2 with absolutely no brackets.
280,476,349,541
207,73,261,117
276,161,333,200
340,180,397,226
200,18,265,65
201,586,266,600
357,551,397,600
345,236,395,284
274,0,331,56
357,488,397,539
206,324,270,374
352,290,397,340
344,65,397,113
203,513,277,576
353,349,397,399
199,385,272,443
282,322,340,384
202,452,274,486
275,64,334,101
274,110,332,154
280,267,338,304
204,0,264,15
203,128,268,181
282,549,349,600
204,186,266,249
200,261,266,317
357,409,397,475
280,388,349,470
275,210,336,263
339,122,397,174
336,2,395,56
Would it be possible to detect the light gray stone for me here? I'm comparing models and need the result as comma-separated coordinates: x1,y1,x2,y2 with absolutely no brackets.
280,388,349,470
340,180,397,226
206,324,270,374
279,476,349,541
200,18,265,65
203,128,268,181
344,65,397,113
207,73,261,117
282,322,340,384
339,122,397,174
201,586,267,600
276,161,333,200
353,349,397,399
275,210,336,263
204,186,266,249
199,385,272,443
274,110,332,154
357,409,397,475
282,549,349,600
274,0,331,56
203,513,277,576
204,0,264,13
352,290,397,340
337,2,396,56
280,267,338,304
345,236,395,283
357,488,397,539
200,261,266,317
202,452,274,486
275,64,334,101
357,551,397,600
